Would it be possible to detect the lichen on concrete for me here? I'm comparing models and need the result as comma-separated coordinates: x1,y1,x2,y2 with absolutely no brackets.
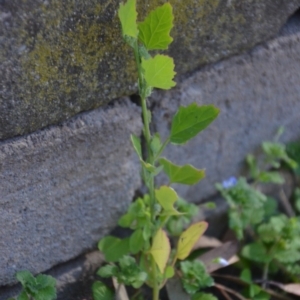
0,0,299,139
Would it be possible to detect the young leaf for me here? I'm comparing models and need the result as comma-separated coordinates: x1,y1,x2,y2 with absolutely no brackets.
138,3,174,50
241,242,271,263
92,281,114,300
34,286,57,300
130,229,145,254
17,291,29,300
150,228,171,273
164,265,175,279
155,185,179,215
176,222,208,260
130,134,142,160
159,157,205,185
142,54,176,89
16,270,35,288
170,103,219,144
98,236,130,262
118,0,138,38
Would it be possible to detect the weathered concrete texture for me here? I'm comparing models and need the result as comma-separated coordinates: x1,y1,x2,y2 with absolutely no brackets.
0,99,142,286
1,0,300,140
152,29,300,203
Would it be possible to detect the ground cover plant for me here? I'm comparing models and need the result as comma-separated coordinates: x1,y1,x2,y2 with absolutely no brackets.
216,134,300,299
92,1,220,300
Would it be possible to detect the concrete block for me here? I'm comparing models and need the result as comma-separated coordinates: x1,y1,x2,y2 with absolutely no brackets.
1,0,299,139
0,99,142,286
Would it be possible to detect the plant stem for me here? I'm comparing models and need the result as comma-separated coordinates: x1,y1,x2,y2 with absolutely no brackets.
151,256,160,300
262,262,269,289
133,40,160,299
133,43,156,222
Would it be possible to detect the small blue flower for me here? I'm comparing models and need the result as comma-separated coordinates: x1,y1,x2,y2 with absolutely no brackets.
222,177,237,189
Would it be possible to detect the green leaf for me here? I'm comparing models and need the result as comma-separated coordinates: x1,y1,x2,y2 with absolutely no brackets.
16,271,35,288
180,260,214,294
170,103,219,144
150,229,171,273
164,265,175,279
98,236,130,262
130,134,142,160
159,157,205,185
118,0,138,38
35,274,56,290
240,269,252,284
97,265,118,278
35,286,57,300
242,242,271,263
92,281,114,300
129,229,145,254
155,185,179,215
176,222,208,260
17,291,29,300
142,54,176,89
138,3,174,50
257,171,284,184
192,293,218,300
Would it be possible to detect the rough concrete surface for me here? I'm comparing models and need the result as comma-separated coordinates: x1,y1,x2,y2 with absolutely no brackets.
152,28,300,203
0,99,142,286
1,0,300,139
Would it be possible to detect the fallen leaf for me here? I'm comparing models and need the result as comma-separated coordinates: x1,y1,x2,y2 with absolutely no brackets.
282,284,300,296
193,235,222,250
198,241,239,273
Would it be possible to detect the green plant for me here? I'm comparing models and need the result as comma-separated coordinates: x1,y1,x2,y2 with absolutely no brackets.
8,271,56,300
217,136,300,296
95,1,219,299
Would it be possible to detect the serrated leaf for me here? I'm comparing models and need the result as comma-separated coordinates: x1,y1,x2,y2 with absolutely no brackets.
170,103,219,144
150,229,171,273
176,222,208,260
35,286,57,300
138,3,174,50
16,271,35,288
241,242,271,263
155,185,180,215
92,281,114,300
97,265,118,278
130,134,142,160
17,291,29,300
98,236,130,262
129,229,145,254
159,157,205,185
142,54,176,89
118,0,138,38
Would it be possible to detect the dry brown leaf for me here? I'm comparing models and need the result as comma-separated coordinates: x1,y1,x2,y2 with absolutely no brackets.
280,283,300,296
198,241,239,273
193,235,222,250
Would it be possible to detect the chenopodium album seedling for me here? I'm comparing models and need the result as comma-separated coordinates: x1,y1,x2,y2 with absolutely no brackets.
93,1,219,300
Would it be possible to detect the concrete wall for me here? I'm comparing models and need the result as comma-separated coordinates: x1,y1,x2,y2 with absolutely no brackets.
1,0,300,298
